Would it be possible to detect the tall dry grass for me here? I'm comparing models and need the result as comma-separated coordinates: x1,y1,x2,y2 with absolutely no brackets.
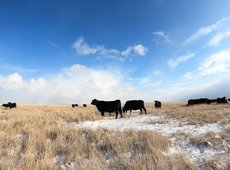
148,102,230,125
0,104,198,169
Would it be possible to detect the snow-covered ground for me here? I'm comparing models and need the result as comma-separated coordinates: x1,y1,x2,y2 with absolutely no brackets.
75,114,229,168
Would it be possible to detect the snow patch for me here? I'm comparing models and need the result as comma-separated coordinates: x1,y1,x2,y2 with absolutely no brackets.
74,114,227,168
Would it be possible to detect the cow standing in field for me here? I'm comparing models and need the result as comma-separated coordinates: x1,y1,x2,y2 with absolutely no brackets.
2,102,17,109
154,100,161,108
91,99,122,119
83,104,87,107
72,104,78,108
187,98,208,106
123,100,147,114
217,97,228,104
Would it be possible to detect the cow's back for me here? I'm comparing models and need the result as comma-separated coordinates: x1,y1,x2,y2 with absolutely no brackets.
97,100,121,112
124,100,144,110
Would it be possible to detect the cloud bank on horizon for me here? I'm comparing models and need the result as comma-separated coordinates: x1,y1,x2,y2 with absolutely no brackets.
0,0,230,103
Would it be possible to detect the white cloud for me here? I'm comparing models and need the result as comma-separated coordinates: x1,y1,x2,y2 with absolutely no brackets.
208,31,230,47
133,44,148,56
183,17,230,45
198,49,230,76
73,36,101,55
73,36,148,61
183,49,230,80
0,73,24,90
154,77,230,101
168,52,195,68
0,64,143,104
1,64,230,104
152,31,173,44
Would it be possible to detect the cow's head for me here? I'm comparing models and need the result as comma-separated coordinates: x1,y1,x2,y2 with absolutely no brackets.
122,106,127,113
91,99,98,105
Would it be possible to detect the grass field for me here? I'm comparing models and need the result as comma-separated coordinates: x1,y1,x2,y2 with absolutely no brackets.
0,103,229,169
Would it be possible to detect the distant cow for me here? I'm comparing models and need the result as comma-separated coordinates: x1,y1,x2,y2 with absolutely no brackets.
216,97,228,104
154,100,161,108
2,102,17,109
83,104,87,107
72,104,78,108
123,100,146,114
228,98,230,102
187,98,208,106
91,99,122,119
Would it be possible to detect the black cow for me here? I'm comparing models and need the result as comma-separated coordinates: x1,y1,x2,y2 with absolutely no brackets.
91,99,122,119
123,100,146,114
72,104,78,108
83,104,87,107
216,97,228,104
154,100,161,108
228,98,230,102
187,98,208,106
2,102,17,109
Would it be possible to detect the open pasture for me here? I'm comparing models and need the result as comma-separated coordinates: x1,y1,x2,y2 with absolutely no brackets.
0,103,229,169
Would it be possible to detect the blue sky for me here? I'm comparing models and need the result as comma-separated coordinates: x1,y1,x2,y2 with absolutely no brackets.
1,0,230,103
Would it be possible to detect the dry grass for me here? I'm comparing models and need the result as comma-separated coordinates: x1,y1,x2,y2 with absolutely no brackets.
0,104,199,169
150,102,230,125
2,102,229,169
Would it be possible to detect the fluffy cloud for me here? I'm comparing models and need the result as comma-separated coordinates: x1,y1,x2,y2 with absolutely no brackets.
183,17,230,45
1,62,229,104
152,31,173,44
73,36,148,61
0,64,145,104
133,44,148,56
168,52,195,68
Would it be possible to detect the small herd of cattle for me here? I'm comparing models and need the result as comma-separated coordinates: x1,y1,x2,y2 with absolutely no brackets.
91,99,151,119
1,97,230,119
187,97,229,105
1,102,17,109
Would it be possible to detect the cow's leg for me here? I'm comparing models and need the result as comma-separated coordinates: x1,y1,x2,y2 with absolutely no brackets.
115,111,118,119
101,111,105,116
143,107,147,114
140,108,142,115
120,109,123,118
119,108,123,118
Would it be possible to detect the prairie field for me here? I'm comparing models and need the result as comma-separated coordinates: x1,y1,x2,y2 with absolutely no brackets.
0,103,229,170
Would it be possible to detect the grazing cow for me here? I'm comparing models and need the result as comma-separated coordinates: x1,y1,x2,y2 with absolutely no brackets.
216,97,228,104
228,98,230,102
2,102,17,109
83,104,87,107
187,98,208,106
72,104,78,108
91,99,122,119
123,100,147,114
154,100,161,108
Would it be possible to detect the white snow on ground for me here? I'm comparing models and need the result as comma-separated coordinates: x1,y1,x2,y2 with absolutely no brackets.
75,114,227,168
75,115,222,135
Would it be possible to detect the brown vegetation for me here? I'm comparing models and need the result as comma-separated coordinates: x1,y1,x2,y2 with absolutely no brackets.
1,103,229,169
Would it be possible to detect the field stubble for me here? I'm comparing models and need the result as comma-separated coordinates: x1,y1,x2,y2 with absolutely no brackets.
0,103,229,169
